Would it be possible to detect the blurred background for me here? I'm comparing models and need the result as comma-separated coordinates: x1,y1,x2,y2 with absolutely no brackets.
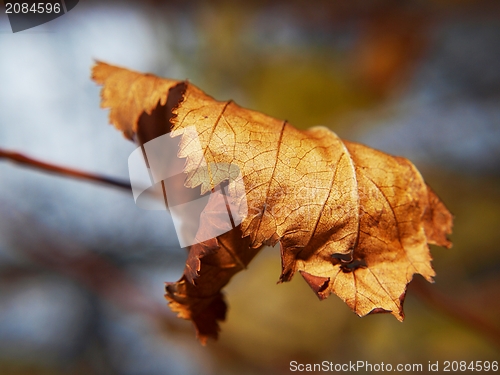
0,0,499,374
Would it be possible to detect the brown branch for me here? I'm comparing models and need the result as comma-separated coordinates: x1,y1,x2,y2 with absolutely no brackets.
410,276,500,348
0,148,131,191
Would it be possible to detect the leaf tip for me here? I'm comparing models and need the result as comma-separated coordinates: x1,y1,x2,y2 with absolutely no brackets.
164,279,227,345
423,185,454,249
393,310,405,322
299,271,330,300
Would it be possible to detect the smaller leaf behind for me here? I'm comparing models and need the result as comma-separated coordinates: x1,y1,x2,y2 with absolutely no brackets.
165,189,258,344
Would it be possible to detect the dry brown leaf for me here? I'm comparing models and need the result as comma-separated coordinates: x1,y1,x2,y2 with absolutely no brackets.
92,61,453,343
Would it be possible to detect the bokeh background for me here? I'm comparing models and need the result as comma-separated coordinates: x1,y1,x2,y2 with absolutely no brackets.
1,0,499,374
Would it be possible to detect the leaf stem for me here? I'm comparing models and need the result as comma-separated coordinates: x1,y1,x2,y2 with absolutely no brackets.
0,148,131,191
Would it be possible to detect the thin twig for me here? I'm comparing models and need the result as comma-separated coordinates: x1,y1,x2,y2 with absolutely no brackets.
0,148,131,191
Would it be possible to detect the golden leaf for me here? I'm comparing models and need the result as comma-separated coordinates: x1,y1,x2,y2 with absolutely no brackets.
92,62,453,343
